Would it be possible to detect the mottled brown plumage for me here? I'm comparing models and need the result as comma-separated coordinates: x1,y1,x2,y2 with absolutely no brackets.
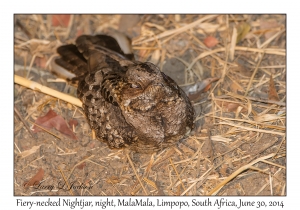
54,34,194,153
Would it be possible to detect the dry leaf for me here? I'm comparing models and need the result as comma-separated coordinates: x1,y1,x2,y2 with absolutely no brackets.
235,106,244,118
106,176,121,184
68,119,78,128
230,82,244,93
52,15,71,27
34,57,47,69
203,36,219,48
253,114,281,123
144,22,166,31
260,19,280,39
77,162,86,170
215,101,247,113
76,29,83,37
33,109,77,140
18,145,41,159
268,75,279,101
247,99,252,117
227,102,240,112
210,135,232,143
196,23,221,34
236,22,251,43
23,168,44,188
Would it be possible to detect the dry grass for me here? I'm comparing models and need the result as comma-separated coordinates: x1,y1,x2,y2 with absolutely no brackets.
14,14,286,196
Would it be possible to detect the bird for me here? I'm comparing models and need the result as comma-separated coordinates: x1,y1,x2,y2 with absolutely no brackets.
51,32,195,153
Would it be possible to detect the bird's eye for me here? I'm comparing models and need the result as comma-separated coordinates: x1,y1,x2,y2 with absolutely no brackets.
130,83,141,89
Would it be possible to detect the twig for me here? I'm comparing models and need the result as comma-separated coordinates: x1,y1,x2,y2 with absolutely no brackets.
14,107,36,139
133,15,218,45
169,158,186,191
208,153,276,195
217,122,285,136
15,19,33,39
244,53,265,96
186,47,285,73
181,166,214,195
28,119,61,140
67,155,95,181
15,75,82,107
213,95,286,106
126,153,148,195
58,165,74,195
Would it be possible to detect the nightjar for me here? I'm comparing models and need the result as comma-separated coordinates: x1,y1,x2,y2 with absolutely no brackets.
51,33,194,153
